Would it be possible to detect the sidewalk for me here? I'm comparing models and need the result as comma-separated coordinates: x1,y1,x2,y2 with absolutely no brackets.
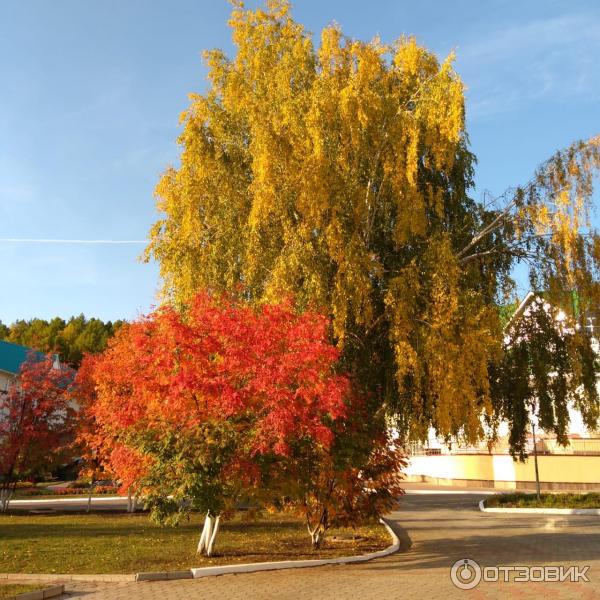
402,481,501,495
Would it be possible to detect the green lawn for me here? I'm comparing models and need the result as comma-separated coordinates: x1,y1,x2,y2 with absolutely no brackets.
0,512,389,574
486,492,600,509
0,584,44,599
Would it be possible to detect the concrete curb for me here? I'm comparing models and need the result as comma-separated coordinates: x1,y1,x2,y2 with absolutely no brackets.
136,517,400,582
478,498,600,515
1,574,135,583
10,584,64,600
406,489,499,496
10,496,125,506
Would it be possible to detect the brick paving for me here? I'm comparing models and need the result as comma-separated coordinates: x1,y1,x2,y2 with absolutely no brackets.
12,491,600,599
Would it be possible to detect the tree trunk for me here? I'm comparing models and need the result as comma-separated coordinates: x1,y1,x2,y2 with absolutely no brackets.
126,489,137,513
206,515,220,557
306,521,325,550
532,421,541,501
87,481,94,513
309,527,323,549
197,511,220,556
0,488,14,514
307,513,328,550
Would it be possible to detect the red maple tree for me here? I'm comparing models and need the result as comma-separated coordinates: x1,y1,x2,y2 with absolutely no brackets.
0,354,77,512
80,292,349,458
79,292,407,553
77,292,352,553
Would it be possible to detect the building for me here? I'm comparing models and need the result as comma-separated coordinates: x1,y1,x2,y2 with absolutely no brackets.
0,339,59,396
406,292,600,491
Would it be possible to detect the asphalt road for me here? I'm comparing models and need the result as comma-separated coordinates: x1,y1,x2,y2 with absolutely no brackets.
9,483,498,512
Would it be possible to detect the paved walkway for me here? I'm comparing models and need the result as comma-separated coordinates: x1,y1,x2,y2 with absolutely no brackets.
8,482,496,513
17,489,600,599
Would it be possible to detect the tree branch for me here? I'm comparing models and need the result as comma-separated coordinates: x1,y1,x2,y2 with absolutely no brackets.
457,201,514,259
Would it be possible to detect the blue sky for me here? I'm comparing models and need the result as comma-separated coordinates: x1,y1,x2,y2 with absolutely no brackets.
1,0,599,324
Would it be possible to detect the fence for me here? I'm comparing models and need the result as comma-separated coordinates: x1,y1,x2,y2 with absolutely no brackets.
406,438,600,457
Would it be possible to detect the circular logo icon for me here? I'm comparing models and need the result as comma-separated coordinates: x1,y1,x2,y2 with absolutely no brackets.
450,558,482,590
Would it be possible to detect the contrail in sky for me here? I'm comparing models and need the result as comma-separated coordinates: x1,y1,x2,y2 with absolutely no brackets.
0,238,146,244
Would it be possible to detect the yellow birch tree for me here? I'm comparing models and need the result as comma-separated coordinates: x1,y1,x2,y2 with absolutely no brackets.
146,0,600,447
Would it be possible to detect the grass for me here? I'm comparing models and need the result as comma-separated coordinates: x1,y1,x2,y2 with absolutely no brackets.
486,492,600,509
0,511,389,574
0,584,44,599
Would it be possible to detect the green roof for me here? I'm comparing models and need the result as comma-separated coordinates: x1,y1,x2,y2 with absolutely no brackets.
0,340,44,375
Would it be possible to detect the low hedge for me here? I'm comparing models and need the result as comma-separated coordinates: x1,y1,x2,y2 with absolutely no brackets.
486,492,600,509
16,486,119,497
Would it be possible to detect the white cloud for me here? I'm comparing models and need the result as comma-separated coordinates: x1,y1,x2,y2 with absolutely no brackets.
462,14,600,62
458,12,600,119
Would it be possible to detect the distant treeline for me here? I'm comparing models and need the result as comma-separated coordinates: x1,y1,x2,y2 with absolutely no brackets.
0,315,125,367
